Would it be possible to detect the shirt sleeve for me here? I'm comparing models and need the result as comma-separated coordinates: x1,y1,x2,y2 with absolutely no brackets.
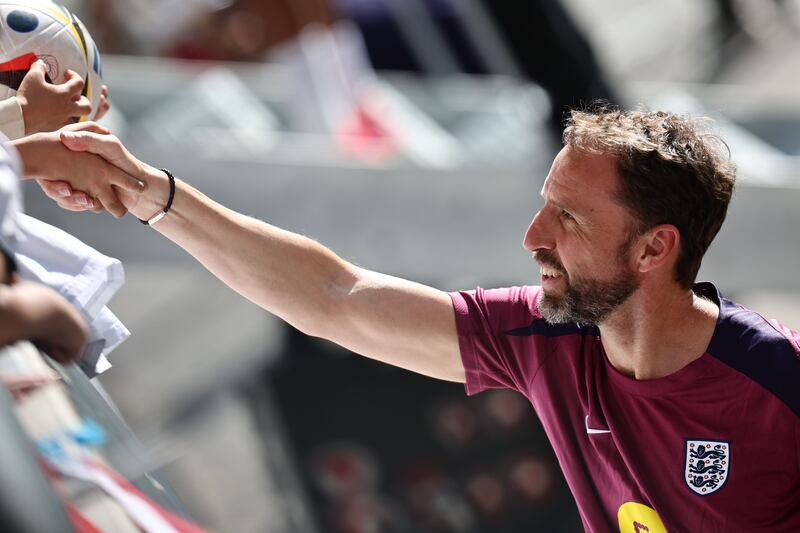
449,285,547,396
0,97,25,141
0,139,23,247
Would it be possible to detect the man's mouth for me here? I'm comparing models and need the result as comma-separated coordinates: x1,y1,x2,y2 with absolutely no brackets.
540,265,563,279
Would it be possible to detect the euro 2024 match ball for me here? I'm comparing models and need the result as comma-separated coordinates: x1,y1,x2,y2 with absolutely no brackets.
0,0,103,120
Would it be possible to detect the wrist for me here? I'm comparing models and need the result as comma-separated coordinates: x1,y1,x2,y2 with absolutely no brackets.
15,95,31,135
133,166,173,221
11,132,45,177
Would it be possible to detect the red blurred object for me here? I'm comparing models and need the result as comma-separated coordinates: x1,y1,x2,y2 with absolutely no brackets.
432,401,478,450
465,472,506,516
336,103,396,164
310,442,380,499
508,455,553,502
482,390,528,431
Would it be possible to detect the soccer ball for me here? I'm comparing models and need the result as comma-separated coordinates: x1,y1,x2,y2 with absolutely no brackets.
0,0,103,120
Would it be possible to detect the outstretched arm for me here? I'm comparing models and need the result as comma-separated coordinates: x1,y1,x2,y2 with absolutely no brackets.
59,130,466,382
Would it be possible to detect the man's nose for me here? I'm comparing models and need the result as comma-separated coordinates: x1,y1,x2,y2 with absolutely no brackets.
523,209,555,252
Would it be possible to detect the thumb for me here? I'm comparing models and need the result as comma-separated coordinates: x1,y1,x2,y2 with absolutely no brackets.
60,121,110,135
60,130,92,152
110,171,146,194
61,130,127,165
60,130,141,176
60,130,114,156
27,59,48,80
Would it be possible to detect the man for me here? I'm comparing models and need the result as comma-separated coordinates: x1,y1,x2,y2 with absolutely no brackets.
36,108,800,531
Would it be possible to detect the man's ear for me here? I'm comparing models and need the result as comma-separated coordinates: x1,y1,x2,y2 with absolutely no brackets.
635,224,680,274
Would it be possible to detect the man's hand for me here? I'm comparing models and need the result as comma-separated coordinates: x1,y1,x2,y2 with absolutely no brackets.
0,281,87,364
17,60,93,135
51,129,168,221
12,122,146,218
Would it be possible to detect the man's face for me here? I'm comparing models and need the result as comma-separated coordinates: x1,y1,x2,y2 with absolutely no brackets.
523,146,641,325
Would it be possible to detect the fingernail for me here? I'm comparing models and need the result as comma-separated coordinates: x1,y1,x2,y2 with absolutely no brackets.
76,197,88,206
57,186,70,197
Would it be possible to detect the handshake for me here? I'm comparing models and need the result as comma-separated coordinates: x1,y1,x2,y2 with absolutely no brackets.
12,122,170,221
2,124,173,366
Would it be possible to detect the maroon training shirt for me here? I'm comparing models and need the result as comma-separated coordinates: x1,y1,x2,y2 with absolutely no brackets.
449,282,799,532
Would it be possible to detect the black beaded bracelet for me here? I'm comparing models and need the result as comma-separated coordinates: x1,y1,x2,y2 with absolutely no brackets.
139,168,176,226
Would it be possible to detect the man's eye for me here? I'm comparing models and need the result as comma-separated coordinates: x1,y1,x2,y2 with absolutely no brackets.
560,211,575,222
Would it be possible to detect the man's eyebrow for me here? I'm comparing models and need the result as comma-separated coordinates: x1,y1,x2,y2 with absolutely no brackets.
544,195,580,215
546,196,592,225
551,199,575,212
539,186,586,218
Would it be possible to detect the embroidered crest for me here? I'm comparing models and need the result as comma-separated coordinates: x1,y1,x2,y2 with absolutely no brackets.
684,439,730,496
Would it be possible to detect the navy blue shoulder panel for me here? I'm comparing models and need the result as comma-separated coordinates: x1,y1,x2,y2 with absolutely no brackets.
506,319,599,338
702,283,800,418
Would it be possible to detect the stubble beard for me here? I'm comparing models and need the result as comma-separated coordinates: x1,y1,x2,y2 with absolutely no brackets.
535,250,639,325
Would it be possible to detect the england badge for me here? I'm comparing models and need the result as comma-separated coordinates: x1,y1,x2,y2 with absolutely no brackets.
684,439,730,496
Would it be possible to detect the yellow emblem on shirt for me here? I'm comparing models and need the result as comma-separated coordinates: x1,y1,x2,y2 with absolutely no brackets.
618,502,667,533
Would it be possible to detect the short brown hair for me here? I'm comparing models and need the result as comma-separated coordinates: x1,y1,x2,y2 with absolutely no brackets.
563,106,736,288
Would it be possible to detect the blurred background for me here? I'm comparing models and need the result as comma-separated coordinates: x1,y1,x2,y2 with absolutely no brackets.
20,0,800,531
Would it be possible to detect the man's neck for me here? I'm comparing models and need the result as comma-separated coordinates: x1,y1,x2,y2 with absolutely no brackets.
598,284,720,380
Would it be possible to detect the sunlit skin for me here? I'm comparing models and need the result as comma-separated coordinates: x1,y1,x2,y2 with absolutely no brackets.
30,130,720,383
523,146,720,380
523,146,640,324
